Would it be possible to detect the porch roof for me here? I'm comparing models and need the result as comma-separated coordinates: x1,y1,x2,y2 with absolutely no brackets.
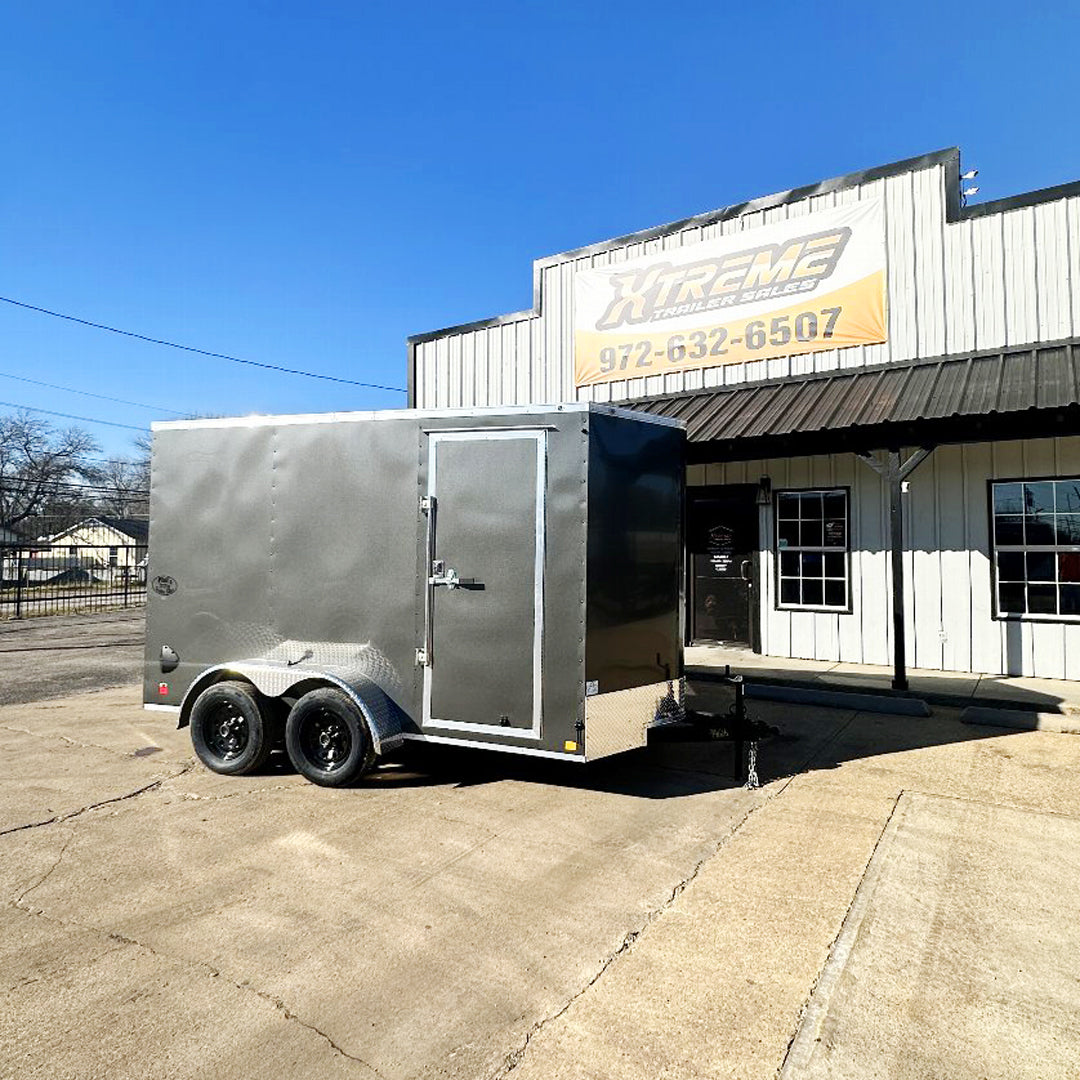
626,338,1080,462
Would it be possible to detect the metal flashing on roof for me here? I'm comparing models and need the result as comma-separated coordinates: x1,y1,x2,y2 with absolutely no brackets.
625,339,1080,460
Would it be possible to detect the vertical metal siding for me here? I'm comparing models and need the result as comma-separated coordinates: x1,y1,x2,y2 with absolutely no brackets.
413,164,1080,423
1004,207,1038,347
971,212,1007,352
943,217,976,356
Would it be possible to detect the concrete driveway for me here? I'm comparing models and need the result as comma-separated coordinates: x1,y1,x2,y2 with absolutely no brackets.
2,637,1080,1078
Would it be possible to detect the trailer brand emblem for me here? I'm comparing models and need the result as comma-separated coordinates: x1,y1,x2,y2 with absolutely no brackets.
152,575,178,596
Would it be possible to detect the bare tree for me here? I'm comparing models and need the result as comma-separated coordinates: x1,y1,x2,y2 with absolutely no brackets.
95,455,150,518
0,411,101,531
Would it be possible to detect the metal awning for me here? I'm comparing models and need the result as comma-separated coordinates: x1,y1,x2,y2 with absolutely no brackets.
626,338,1080,461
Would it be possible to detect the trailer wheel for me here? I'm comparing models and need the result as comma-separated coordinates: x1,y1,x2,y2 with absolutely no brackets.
285,687,376,787
189,680,273,775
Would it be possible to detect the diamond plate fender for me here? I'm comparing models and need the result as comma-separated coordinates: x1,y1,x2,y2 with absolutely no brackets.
177,641,408,756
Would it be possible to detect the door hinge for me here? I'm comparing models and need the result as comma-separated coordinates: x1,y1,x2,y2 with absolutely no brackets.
419,495,434,513
415,647,428,667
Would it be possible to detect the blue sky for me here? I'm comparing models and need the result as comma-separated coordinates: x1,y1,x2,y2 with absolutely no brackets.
2,1,1078,461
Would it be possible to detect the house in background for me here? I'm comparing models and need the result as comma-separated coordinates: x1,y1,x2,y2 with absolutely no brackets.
0,524,42,584
32,516,149,585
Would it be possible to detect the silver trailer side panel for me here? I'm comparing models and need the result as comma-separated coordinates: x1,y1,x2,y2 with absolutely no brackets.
145,417,421,720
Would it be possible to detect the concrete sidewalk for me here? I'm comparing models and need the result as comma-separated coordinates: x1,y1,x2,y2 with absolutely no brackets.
3,681,1080,1078
688,643,1080,720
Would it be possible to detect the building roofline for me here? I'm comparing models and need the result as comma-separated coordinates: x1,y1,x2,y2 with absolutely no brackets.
406,148,961,349
43,516,149,543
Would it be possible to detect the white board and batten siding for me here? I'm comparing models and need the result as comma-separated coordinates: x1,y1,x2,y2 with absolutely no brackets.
412,155,1080,409
689,437,1080,681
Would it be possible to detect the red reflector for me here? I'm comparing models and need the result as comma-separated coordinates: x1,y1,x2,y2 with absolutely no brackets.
158,683,169,696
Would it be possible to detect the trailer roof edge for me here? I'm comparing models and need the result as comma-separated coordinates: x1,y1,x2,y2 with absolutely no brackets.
150,402,684,433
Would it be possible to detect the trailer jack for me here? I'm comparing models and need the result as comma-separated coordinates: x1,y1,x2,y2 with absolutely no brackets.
685,667,779,787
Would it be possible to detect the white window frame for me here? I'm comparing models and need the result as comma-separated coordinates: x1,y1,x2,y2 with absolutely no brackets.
775,487,851,613
991,476,1080,623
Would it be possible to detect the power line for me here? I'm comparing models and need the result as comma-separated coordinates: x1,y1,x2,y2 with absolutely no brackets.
1,478,148,497
0,399,148,431
0,294,408,393
0,370,187,417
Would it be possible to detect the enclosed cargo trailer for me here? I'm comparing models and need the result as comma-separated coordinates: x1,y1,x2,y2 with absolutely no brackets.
144,404,685,785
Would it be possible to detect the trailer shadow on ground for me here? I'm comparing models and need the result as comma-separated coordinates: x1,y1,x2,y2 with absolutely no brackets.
249,680,1026,801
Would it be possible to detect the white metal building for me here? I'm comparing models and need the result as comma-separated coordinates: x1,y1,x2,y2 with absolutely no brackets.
407,148,1080,683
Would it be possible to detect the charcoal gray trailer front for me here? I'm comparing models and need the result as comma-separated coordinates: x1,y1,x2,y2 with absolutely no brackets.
144,404,684,785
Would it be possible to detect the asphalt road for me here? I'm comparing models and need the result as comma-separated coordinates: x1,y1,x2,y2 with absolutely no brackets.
0,609,144,706
2,614,1080,1079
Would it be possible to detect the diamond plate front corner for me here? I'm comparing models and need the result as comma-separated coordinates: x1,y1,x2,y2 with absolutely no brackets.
584,681,671,761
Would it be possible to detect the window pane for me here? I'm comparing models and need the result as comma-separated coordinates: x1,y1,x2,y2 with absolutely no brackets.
993,483,1023,515
823,493,846,519
998,552,1025,581
800,520,823,547
1026,552,1056,582
1061,585,1080,615
1028,584,1057,614
1059,552,1080,584
1024,482,1055,515
998,583,1026,613
777,494,800,520
1055,515,1080,545
824,518,846,547
776,489,848,611
1025,515,1055,545
994,516,1024,545
824,579,846,607
1056,480,1080,513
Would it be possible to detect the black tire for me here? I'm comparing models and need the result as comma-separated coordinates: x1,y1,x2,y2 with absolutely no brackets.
285,687,376,787
189,680,273,776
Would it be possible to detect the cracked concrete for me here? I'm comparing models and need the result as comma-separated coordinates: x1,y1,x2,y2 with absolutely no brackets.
3,625,1080,1078
2,678,773,1079
1,766,195,838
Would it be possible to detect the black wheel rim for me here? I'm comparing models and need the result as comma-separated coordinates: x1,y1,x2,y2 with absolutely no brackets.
204,701,250,761
299,706,352,771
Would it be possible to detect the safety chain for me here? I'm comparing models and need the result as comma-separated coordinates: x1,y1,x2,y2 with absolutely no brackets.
745,742,760,790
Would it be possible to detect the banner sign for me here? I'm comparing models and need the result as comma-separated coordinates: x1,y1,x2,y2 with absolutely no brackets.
574,199,886,387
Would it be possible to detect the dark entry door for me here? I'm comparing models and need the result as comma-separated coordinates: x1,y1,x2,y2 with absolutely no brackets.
687,485,759,645
422,430,545,738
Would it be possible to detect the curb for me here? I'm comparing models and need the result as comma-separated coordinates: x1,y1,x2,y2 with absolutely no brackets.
961,706,1080,734
741,682,931,717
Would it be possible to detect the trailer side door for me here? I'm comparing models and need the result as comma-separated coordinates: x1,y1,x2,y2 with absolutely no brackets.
421,430,546,738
